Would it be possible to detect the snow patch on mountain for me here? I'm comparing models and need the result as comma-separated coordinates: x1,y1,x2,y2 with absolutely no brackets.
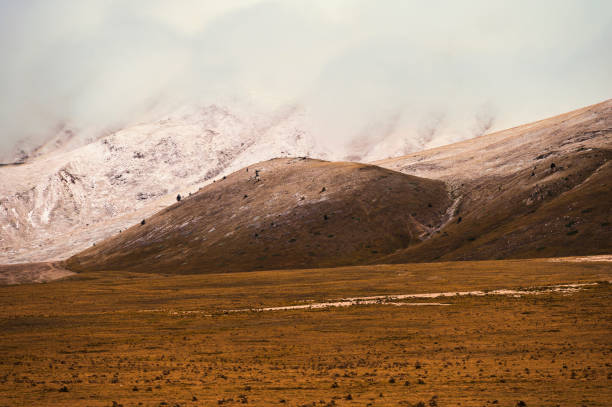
0,104,330,263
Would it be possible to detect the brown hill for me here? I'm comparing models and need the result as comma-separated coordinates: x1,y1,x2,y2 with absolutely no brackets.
65,158,450,273
66,101,611,273
374,99,612,182
374,100,612,262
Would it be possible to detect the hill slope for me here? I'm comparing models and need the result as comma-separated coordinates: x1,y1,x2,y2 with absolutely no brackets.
375,100,612,262
374,99,612,182
7,100,611,271
65,158,450,273
0,105,326,264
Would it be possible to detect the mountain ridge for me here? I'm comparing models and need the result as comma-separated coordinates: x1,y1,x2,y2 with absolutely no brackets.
2,100,611,268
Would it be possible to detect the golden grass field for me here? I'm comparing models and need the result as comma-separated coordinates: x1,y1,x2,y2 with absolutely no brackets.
1,258,611,406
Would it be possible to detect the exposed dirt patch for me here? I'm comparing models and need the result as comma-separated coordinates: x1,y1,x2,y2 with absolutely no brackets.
0,262,75,285
547,254,612,262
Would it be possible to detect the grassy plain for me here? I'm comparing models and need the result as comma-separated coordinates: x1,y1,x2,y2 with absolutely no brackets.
1,258,611,406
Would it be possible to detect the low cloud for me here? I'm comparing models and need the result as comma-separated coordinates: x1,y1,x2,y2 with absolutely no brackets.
0,0,610,160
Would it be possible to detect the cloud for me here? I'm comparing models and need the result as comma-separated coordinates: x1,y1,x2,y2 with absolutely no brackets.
0,0,611,159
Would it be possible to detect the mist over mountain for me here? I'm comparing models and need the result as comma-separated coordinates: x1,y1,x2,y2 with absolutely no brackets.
0,1,611,265
1,0,611,161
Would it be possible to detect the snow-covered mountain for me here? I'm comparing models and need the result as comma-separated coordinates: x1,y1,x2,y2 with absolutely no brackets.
0,104,330,264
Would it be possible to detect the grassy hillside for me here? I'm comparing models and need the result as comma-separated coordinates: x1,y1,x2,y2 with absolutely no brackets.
379,149,612,263
65,158,450,274
374,100,612,262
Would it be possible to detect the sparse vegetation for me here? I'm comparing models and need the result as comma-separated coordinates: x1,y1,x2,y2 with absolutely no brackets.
65,159,451,275
0,259,610,406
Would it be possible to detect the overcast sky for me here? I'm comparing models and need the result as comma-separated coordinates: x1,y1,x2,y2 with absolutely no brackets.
0,0,611,155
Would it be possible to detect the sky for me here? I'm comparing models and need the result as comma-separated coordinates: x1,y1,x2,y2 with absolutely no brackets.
0,0,611,157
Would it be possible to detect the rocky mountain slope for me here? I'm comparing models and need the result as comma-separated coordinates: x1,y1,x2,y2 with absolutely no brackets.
65,158,450,273
0,105,327,264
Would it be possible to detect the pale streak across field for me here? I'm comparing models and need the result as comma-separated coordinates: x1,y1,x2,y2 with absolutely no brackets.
147,282,603,317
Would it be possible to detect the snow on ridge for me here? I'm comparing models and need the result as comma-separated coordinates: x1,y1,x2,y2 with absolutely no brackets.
0,104,331,264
